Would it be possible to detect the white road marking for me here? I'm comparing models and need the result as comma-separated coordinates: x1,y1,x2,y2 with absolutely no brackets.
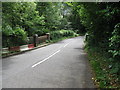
63,43,69,47
32,50,61,68
32,43,70,68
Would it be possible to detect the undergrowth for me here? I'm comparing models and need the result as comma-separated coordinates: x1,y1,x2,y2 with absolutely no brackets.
85,46,120,88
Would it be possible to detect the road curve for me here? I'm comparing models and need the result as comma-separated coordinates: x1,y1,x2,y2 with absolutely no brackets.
2,36,95,88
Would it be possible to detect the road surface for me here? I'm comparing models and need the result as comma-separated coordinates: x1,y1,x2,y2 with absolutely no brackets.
2,36,95,88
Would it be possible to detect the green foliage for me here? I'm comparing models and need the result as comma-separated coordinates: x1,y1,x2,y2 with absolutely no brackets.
2,2,120,88
2,25,14,36
2,2,46,47
79,2,120,88
2,2,45,36
67,3,86,34
34,28,50,36
50,30,77,40
2,2,74,48
85,47,120,88
109,23,120,61
2,26,27,47
36,2,64,30
77,3,120,48
13,27,27,41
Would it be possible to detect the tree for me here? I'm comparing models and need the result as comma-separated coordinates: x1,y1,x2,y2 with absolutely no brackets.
2,2,45,36
66,2,86,34
36,2,64,30
2,2,46,47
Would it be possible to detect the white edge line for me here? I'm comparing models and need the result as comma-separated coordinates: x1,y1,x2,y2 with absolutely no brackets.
32,50,60,68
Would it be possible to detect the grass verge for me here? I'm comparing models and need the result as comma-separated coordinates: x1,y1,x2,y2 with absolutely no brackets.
85,46,120,88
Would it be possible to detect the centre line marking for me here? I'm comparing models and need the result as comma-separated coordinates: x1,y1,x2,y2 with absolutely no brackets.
32,50,61,68
63,43,69,47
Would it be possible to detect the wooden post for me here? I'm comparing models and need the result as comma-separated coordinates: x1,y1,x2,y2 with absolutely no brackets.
46,33,50,40
33,34,38,47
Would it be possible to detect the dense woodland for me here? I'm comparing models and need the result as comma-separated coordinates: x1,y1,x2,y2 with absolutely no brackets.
2,2,120,88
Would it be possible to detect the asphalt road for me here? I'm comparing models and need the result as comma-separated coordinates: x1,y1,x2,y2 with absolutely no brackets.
2,36,95,88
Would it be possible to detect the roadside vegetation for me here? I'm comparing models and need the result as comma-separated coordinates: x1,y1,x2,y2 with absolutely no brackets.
2,2,120,88
50,30,79,41
2,2,80,48
69,2,120,88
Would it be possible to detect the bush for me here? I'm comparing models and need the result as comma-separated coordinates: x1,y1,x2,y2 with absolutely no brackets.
108,23,120,81
109,23,120,61
34,28,50,36
13,27,28,45
2,26,28,47
50,30,77,40
86,47,120,88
